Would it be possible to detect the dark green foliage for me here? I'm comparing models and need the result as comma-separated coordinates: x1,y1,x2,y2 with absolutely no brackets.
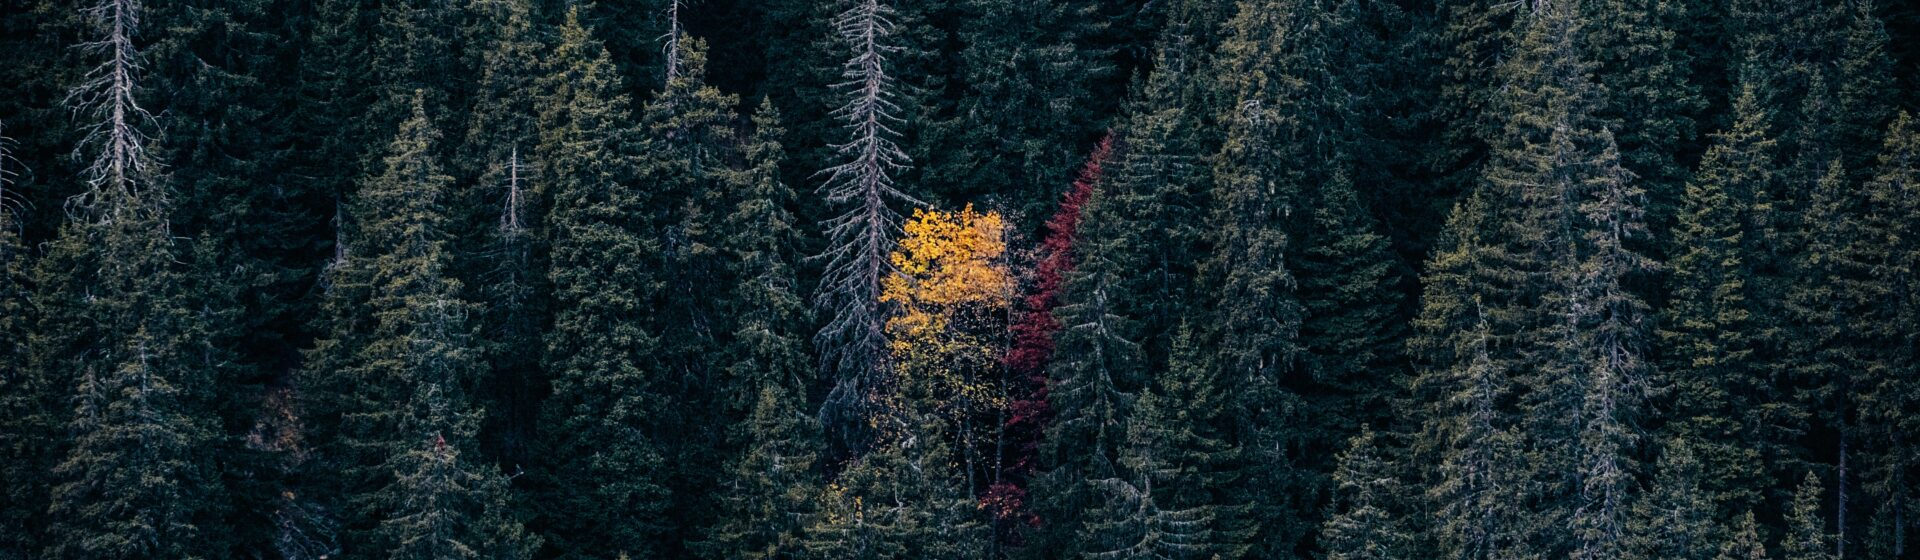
1080,328,1245,560
1627,439,1718,560
533,11,671,558
697,101,821,560
0,0,1916,558
1659,86,1776,524
1321,426,1411,560
305,95,535,557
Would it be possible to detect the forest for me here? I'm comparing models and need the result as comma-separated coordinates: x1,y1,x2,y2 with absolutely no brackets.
2,0,1920,558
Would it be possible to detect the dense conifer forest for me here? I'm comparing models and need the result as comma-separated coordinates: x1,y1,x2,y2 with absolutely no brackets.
4,0,1920,557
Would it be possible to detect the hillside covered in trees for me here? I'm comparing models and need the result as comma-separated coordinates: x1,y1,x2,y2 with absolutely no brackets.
3,0,1920,558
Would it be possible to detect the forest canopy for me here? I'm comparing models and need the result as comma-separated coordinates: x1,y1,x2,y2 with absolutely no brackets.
2,0,1920,558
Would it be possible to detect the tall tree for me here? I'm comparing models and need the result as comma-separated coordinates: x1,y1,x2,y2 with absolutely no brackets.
305,95,535,557
1658,86,1776,524
995,137,1110,544
1079,327,1245,560
1583,0,1705,244
814,0,921,451
1856,112,1920,560
533,11,670,558
0,120,37,558
698,100,822,560
1321,426,1412,560
40,0,228,554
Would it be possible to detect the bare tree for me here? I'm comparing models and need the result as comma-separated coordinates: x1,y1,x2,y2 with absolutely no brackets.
813,0,920,449
66,0,160,225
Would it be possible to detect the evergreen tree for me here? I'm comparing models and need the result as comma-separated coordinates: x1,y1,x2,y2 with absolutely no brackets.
1321,426,1411,560
1583,0,1705,243
1658,86,1775,523
0,121,35,559
1718,513,1771,560
461,0,548,473
640,34,750,550
1028,42,1227,548
1627,439,1718,560
1080,328,1244,560
1856,112,1920,560
533,11,671,558
928,0,1110,215
305,95,534,557
1783,473,1835,560
997,137,1109,545
41,0,227,554
698,101,822,560
814,0,920,451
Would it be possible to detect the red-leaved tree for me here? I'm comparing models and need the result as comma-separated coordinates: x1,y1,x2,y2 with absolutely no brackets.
984,136,1111,537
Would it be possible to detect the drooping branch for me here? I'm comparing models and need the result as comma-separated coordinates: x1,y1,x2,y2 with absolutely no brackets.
813,0,921,450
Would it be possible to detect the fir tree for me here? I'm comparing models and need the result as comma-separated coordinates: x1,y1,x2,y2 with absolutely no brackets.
1583,0,1705,244
1628,439,1719,560
698,101,823,560
1718,513,1770,560
1856,112,1920,560
1658,86,1775,523
1783,473,1835,560
534,11,671,558
0,120,34,558
42,0,227,554
1321,426,1411,560
997,137,1109,544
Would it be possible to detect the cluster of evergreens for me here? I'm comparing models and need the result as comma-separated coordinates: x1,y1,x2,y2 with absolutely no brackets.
1,0,1918,558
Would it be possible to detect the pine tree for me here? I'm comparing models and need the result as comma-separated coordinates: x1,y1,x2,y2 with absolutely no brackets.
1856,112,1920,560
814,0,921,450
1322,426,1411,560
1717,513,1770,560
41,0,227,554
0,120,36,558
1783,473,1835,560
698,101,822,560
1658,86,1775,523
1415,296,1526,560
534,11,671,557
1080,327,1245,560
1628,439,1718,560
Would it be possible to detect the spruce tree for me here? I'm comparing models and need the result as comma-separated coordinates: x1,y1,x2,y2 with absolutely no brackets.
1321,426,1411,560
1856,112,1920,560
1029,54,1225,551
1783,473,1835,560
460,0,548,473
699,101,822,560
1658,86,1775,523
41,0,227,554
1718,513,1771,560
1583,0,1704,243
929,0,1110,215
0,121,35,558
305,95,535,557
1628,439,1719,560
534,11,671,558
1080,328,1244,560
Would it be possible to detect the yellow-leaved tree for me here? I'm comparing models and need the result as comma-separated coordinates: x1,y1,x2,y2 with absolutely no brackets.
880,204,1013,490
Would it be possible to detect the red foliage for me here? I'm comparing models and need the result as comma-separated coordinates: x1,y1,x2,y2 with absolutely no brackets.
984,136,1110,530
